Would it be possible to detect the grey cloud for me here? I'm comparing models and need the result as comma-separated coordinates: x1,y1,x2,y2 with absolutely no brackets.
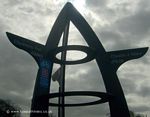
18,6,34,14
117,65,149,94
100,30,122,41
137,0,150,12
4,0,25,6
3,0,53,17
17,2,53,16
86,0,150,50
99,10,150,50
138,85,150,97
119,78,137,95
65,61,106,92
66,104,109,117
130,105,150,113
115,10,150,40
99,29,133,51
86,0,107,8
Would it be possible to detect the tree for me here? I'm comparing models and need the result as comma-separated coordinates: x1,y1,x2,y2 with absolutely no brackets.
0,99,21,117
106,110,146,117
136,114,145,117
49,112,56,117
130,110,135,117
130,110,146,117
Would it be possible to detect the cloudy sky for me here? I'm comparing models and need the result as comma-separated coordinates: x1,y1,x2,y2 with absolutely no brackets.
0,0,150,117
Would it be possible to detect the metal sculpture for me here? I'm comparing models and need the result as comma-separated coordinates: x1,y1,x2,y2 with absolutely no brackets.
6,2,148,117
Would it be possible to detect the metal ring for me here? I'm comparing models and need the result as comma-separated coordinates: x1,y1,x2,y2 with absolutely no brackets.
49,45,96,65
49,91,111,107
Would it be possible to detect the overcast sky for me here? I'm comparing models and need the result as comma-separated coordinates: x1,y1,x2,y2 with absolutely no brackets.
0,0,150,117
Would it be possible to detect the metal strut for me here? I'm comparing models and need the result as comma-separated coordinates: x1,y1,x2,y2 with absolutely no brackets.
59,21,70,117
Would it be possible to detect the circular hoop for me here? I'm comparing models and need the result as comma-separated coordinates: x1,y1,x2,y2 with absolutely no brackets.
49,91,111,107
49,45,96,65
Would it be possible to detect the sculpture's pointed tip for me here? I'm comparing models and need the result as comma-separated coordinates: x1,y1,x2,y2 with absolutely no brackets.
6,32,14,43
6,32,10,36
65,2,73,8
6,32,12,38
6,32,15,38
66,2,72,5
61,2,74,11
144,47,149,53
